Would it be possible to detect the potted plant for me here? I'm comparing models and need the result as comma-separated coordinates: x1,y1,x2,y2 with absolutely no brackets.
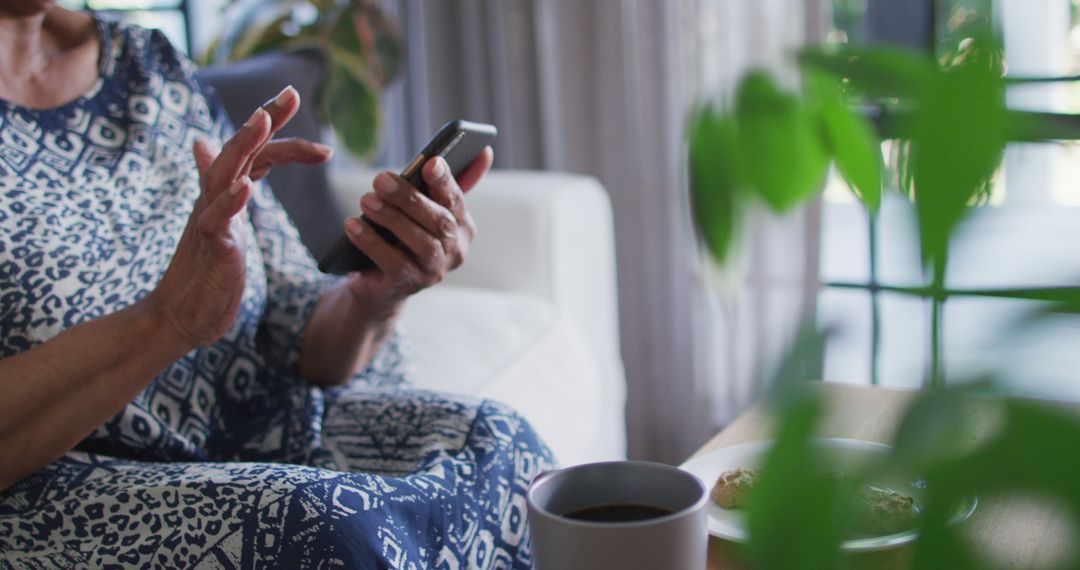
688,12,1080,569
204,0,403,161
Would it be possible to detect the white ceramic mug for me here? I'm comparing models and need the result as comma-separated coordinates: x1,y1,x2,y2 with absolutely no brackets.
526,461,708,570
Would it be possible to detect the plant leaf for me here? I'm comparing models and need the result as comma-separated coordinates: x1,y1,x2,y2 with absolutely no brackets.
212,0,299,63
357,0,404,86
911,396,1080,569
798,46,935,100
324,60,381,160
327,0,403,89
807,72,883,213
890,382,990,469
746,397,847,570
735,72,831,213
909,49,1006,267
327,2,365,71
688,104,745,265
746,327,853,568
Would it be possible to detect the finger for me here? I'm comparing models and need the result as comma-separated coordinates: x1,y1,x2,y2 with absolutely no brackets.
249,165,272,180
249,165,271,182
455,146,494,193
199,176,252,234
193,138,219,176
360,193,447,276
423,156,469,222
249,138,333,178
343,217,419,287
261,85,300,135
238,85,302,177
205,108,272,196
372,172,457,240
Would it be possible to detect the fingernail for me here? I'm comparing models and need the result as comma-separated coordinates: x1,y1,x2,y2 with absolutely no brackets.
432,157,448,179
262,85,298,110
345,217,364,236
361,193,384,212
243,108,267,128
373,173,397,195
229,176,251,195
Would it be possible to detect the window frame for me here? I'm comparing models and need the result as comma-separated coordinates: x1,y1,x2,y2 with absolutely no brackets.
818,0,1080,389
66,0,194,54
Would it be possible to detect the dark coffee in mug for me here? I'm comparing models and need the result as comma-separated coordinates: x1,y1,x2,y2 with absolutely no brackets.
562,504,673,522
527,461,708,570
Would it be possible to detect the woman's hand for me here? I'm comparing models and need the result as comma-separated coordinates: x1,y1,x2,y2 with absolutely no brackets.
297,149,493,386
149,86,331,348
343,147,494,318
0,85,332,490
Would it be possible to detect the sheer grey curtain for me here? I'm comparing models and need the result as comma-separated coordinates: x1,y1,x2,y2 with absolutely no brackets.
693,0,830,427
379,0,826,462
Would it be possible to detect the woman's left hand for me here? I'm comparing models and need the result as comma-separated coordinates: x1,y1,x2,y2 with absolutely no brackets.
246,136,332,182
342,147,494,318
196,86,332,187
242,86,333,182
152,86,331,348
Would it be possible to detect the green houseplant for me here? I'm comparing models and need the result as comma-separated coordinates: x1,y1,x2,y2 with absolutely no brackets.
205,0,403,161
688,10,1080,569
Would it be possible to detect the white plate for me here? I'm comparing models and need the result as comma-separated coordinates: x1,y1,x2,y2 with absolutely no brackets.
679,438,977,552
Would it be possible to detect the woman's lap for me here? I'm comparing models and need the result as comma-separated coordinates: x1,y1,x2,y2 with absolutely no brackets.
0,391,554,569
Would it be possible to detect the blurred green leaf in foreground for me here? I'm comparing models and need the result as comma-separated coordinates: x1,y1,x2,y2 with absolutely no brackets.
739,329,1080,570
691,38,1007,272
688,13,1080,570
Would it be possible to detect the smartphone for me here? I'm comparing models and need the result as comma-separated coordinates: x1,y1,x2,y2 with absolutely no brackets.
318,120,498,275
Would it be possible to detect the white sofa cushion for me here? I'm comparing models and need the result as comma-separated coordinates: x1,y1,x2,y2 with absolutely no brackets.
402,285,622,467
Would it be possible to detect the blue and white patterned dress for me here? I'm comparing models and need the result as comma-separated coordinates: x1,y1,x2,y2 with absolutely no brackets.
0,18,553,569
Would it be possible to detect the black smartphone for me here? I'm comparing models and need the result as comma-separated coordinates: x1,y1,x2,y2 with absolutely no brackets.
318,120,498,275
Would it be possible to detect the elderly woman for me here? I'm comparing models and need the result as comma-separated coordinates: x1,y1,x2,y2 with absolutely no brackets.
0,3,552,567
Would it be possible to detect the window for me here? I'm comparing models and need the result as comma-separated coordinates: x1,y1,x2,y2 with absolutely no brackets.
59,0,192,54
818,0,1080,402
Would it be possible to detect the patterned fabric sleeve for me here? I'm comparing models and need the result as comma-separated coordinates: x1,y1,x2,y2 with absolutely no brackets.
245,182,337,375
244,182,413,386
186,53,411,384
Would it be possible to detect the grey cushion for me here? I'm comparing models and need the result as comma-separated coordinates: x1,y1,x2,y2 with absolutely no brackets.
198,49,342,259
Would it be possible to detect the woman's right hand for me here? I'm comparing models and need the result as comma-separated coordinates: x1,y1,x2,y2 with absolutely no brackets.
148,108,271,348
0,86,331,491
148,86,330,348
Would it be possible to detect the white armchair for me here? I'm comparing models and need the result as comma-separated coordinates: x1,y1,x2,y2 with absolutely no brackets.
328,168,628,466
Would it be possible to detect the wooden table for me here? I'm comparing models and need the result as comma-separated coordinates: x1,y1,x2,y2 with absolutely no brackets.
692,382,1078,569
